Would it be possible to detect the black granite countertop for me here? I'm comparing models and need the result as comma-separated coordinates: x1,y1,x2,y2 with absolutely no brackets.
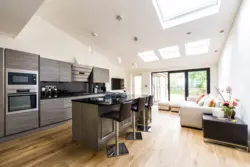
71,94,149,106
40,93,105,100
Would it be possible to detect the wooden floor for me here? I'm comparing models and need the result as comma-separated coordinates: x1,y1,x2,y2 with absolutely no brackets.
1,107,250,167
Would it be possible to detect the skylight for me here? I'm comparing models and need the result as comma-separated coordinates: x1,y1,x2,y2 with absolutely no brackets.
153,0,220,29
159,46,181,59
138,51,159,62
185,39,210,56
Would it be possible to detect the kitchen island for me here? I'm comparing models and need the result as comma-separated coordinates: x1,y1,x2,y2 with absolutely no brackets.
71,94,149,151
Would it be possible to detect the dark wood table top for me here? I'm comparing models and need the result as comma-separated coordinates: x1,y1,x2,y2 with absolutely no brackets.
203,114,246,125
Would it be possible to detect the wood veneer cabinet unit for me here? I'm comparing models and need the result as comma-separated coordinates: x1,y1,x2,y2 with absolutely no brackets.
92,67,110,83
6,111,39,135
0,48,4,137
5,49,39,70
40,57,60,81
59,61,72,82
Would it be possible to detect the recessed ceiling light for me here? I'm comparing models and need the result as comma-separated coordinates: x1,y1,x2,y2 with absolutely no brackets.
91,32,98,37
214,50,218,52
220,30,224,33
138,51,159,62
185,39,210,56
159,46,181,59
133,37,138,42
187,32,192,35
116,15,123,21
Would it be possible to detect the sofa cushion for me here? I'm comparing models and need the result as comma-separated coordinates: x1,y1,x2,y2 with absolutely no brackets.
198,95,209,106
196,94,205,103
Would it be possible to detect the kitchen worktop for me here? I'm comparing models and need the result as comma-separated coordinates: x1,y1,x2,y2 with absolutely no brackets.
71,94,149,106
40,93,105,100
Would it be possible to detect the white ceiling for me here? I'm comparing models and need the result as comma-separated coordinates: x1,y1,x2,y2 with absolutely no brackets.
38,0,241,70
0,0,45,37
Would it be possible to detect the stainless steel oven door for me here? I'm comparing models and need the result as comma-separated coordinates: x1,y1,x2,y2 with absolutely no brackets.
7,90,38,115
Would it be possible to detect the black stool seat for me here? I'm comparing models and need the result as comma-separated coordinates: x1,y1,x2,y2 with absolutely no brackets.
102,111,120,122
101,101,132,158
126,97,147,140
138,95,154,132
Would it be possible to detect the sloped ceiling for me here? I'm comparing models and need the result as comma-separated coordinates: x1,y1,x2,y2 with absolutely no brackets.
36,0,241,70
0,0,44,37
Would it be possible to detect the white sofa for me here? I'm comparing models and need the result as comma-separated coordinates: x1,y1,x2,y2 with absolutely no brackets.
179,96,220,129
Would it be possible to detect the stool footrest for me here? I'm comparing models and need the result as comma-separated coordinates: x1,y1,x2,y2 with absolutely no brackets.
125,132,143,140
137,125,151,132
106,143,129,158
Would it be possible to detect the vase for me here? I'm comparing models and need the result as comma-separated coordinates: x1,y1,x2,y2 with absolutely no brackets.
231,110,236,119
224,109,233,119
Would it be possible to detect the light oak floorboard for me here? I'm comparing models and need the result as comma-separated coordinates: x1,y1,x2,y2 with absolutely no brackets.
0,106,250,167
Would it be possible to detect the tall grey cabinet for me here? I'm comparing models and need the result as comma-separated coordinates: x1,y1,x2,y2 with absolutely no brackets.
0,48,4,137
5,49,39,135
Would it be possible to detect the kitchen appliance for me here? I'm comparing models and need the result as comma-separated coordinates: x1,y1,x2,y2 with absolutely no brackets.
6,69,38,114
41,85,58,98
51,85,58,98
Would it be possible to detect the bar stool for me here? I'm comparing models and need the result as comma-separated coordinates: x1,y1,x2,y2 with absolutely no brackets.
125,97,147,140
138,95,154,132
101,101,132,158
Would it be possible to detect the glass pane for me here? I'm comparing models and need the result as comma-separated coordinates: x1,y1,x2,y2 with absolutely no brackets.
170,73,185,101
152,73,168,102
9,96,31,111
188,71,207,96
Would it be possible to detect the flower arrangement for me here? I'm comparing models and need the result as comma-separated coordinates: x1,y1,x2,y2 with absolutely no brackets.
216,86,239,119
222,100,238,118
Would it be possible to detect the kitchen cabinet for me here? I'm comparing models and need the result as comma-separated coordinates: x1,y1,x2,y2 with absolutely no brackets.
0,48,4,137
6,111,39,135
40,94,105,127
59,61,72,82
40,58,72,82
40,57,60,81
92,67,110,83
40,98,72,126
5,49,39,71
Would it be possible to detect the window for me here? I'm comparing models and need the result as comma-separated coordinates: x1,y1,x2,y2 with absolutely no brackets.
159,46,181,59
138,51,159,62
152,0,220,29
185,39,210,55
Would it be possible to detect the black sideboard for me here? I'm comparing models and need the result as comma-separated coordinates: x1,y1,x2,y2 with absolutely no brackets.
202,114,248,151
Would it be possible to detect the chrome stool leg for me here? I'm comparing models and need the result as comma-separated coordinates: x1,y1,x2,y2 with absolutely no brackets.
137,108,151,132
106,121,129,158
125,111,143,140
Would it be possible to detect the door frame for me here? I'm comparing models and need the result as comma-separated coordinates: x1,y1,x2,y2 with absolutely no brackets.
151,68,210,101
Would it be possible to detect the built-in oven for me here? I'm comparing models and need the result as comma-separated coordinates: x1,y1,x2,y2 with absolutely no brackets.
6,69,38,114
7,89,38,114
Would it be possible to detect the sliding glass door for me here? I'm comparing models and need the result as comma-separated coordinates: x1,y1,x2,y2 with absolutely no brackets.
169,72,185,101
152,68,210,101
188,70,208,96
152,73,168,102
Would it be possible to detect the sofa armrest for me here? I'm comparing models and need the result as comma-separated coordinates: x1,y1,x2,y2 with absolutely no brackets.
179,106,220,129
187,96,197,102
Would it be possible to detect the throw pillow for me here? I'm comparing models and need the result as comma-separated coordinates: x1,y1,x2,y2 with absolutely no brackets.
198,95,209,106
203,97,215,107
196,94,205,103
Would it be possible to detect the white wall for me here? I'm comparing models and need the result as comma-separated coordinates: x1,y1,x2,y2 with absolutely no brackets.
218,0,250,137
0,16,127,91
129,66,218,96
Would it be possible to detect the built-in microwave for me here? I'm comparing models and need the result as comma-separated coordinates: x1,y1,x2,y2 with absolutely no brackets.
7,69,37,85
